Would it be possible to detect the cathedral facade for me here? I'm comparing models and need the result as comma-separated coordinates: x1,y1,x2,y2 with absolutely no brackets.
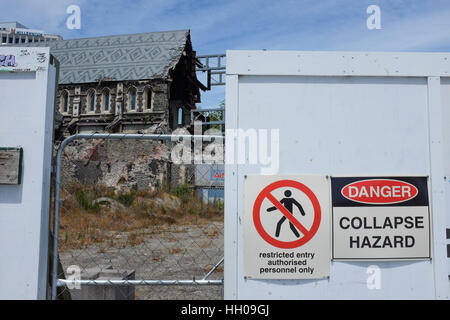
27,29,206,137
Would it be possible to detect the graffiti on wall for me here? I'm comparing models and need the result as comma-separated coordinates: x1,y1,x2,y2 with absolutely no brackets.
0,55,16,67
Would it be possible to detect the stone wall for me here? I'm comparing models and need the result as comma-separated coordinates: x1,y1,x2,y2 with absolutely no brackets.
57,80,168,117
53,79,193,137
60,139,195,192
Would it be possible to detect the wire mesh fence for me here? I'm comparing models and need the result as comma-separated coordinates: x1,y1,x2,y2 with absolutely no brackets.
51,133,224,300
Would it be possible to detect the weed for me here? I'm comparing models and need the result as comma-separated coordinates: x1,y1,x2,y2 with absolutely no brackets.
128,232,146,247
57,182,223,252
169,247,184,254
171,183,192,200
117,191,136,207
75,189,100,213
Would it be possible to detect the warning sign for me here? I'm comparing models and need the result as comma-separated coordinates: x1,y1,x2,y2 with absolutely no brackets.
331,176,431,260
244,175,330,279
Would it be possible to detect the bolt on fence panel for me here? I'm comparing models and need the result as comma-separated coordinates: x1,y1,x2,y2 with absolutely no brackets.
52,133,224,300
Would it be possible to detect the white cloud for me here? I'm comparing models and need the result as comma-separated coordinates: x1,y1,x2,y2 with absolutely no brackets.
5,0,449,52
350,7,450,51
211,1,450,52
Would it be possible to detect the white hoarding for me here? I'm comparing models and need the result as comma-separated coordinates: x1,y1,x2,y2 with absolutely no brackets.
225,50,450,299
0,47,57,299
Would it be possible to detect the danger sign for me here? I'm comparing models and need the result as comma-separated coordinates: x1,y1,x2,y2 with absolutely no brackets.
244,175,330,279
340,179,418,205
332,176,431,260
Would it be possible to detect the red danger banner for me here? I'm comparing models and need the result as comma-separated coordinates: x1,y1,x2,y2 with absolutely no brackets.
332,177,429,207
341,179,418,205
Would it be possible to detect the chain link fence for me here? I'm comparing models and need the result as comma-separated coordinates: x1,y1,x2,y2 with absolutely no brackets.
51,133,224,300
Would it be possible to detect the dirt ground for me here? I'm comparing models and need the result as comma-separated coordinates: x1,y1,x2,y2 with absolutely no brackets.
58,221,224,300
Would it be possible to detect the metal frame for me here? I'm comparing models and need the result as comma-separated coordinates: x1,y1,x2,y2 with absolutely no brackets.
52,133,224,300
191,107,225,133
226,50,450,77
197,54,226,87
426,76,449,299
224,74,239,299
57,279,222,287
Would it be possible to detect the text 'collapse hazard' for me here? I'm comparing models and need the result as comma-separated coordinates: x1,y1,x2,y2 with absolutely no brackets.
331,176,431,260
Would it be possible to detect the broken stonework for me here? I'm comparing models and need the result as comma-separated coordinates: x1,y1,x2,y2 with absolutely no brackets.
60,139,194,192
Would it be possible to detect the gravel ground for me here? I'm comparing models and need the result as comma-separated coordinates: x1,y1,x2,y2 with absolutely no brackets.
58,221,224,300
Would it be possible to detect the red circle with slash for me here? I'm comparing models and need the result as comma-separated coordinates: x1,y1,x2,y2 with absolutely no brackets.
252,179,321,249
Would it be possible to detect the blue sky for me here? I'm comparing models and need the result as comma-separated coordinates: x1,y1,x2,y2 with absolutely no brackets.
2,0,450,108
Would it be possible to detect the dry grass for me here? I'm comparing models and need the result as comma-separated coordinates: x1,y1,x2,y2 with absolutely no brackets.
203,229,220,239
198,241,212,248
168,247,184,254
58,182,223,252
203,266,224,274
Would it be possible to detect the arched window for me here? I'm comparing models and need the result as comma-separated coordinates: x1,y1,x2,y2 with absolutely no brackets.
178,107,183,126
87,90,96,113
102,90,110,112
64,93,68,113
144,87,152,110
61,90,69,114
128,87,137,111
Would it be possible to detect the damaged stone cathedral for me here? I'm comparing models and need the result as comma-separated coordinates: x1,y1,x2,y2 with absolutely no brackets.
23,29,216,192
31,29,206,137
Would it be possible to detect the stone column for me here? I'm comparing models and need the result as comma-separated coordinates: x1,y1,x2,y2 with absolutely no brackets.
72,86,81,117
116,83,124,116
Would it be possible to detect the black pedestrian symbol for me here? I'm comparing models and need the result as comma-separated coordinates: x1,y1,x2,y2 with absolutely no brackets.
267,190,306,238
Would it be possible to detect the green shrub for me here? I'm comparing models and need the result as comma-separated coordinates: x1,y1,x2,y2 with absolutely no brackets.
75,189,100,213
116,191,136,207
171,183,192,200
214,199,224,210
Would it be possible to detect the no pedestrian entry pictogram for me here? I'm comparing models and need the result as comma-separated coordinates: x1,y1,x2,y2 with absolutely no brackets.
253,179,322,249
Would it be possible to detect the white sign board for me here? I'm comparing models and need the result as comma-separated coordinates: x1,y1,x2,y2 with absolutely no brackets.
332,177,431,260
13,27,45,37
244,175,330,279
